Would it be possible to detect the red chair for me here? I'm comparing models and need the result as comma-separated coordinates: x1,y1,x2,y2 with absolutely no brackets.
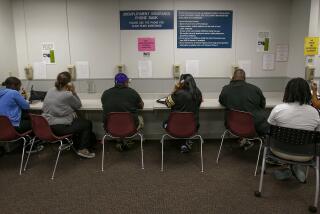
25,114,73,179
0,115,32,175
216,109,263,176
101,112,144,171
161,112,204,172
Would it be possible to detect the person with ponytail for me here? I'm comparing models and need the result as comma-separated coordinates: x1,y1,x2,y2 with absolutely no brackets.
164,74,203,152
42,71,95,159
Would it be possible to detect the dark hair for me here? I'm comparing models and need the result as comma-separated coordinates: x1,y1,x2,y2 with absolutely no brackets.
283,77,311,105
55,71,71,90
180,74,201,101
2,77,21,90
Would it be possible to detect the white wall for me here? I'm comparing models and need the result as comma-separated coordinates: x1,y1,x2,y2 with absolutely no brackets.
12,0,310,79
0,0,18,81
287,0,311,78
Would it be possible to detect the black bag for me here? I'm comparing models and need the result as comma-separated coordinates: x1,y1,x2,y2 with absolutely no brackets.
29,85,47,102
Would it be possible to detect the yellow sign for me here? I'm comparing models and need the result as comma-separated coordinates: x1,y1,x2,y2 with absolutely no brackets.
304,37,319,56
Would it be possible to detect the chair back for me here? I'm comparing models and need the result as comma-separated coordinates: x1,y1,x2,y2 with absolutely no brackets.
105,112,137,138
29,114,57,141
166,112,197,138
0,116,19,141
269,125,319,156
227,109,256,138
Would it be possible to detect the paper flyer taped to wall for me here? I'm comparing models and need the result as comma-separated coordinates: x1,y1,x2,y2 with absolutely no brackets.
42,42,55,64
257,32,270,52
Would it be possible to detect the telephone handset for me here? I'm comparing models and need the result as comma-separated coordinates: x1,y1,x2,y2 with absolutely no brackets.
305,65,315,81
24,64,33,80
67,65,76,80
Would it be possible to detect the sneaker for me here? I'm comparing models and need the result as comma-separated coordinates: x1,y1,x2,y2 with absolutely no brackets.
244,141,254,151
239,138,247,147
115,142,125,152
266,157,284,166
123,140,135,150
26,145,44,154
273,167,292,181
181,140,192,153
76,148,95,158
291,165,306,183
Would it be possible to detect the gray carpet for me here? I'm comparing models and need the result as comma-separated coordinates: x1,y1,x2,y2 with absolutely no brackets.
0,139,316,214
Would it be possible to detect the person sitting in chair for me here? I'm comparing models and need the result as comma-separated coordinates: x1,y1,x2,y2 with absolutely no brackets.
101,73,144,151
163,74,203,153
268,77,320,182
219,69,269,149
0,77,43,153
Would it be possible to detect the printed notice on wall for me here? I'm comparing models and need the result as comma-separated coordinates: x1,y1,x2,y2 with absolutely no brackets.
276,44,289,62
257,32,270,52
75,61,90,79
304,37,319,56
33,62,47,79
120,10,174,30
262,53,275,70
138,37,155,52
42,42,55,64
138,60,153,78
238,60,252,77
186,60,200,77
177,10,233,48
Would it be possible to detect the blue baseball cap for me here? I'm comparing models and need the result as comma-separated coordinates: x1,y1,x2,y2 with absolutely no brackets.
115,73,129,85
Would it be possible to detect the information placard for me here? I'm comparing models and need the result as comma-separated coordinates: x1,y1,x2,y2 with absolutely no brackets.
120,10,174,30
177,10,233,48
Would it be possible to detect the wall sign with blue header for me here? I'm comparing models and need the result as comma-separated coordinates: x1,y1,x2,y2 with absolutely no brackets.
120,10,174,30
177,10,233,48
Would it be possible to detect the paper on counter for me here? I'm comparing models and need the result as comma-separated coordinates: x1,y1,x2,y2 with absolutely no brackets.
33,62,47,79
138,60,153,78
186,60,199,77
76,61,90,79
262,53,275,70
238,60,252,77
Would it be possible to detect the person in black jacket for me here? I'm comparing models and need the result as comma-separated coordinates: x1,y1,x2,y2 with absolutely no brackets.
219,69,269,143
164,74,202,153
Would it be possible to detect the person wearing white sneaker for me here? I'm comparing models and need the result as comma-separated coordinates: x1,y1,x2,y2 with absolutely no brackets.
42,72,96,159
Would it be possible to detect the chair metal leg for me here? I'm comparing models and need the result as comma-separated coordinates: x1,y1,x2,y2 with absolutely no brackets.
160,135,165,172
19,138,27,175
255,147,267,197
254,138,263,176
310,156,319,212
216,130,228,163
306,166,310,180
101,135,106,172
138,133,144,170
200,136,204,173
23,137,36,171
51,141,63,180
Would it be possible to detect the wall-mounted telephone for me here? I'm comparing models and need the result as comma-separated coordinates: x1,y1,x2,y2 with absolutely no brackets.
67,64,76,80
173,64,180,78
305,65,315,81
117,64,125,73
231,65,239,78
24,64,33,80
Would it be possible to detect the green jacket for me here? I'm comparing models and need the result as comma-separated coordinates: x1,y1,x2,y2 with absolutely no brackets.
219,80,269,135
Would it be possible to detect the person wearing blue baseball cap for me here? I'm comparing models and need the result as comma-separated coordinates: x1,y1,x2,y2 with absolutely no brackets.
101,73,144,151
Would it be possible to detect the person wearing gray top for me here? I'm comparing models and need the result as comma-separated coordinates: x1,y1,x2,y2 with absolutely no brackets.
42,72,95,158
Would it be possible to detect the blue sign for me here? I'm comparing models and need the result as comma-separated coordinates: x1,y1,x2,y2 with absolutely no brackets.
120,10,174,30
177,10,233,48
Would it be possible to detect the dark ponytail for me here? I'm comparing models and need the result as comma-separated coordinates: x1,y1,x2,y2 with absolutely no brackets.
180,74,201,101
55,71,71,90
